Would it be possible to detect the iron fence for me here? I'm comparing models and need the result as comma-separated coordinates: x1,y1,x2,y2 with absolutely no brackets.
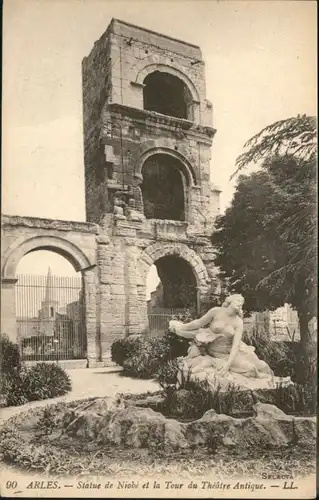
16,273,86,361
148,309,300,341
148,307,195,335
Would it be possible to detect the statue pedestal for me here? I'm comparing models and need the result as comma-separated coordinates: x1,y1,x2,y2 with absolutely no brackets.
177,358,293,392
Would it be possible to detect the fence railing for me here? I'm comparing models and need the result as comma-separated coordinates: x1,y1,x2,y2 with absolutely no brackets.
148,309,300,341
148,308,195,335
16,273,86,361
18,318,87,361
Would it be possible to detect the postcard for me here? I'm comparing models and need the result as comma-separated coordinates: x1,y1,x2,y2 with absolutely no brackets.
1,1,317,498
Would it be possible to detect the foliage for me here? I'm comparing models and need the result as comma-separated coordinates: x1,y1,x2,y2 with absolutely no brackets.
242,327,293,377
0,405,315,477
289,341,317,415
233,115,317,177
35,406,57,436
111,323,192,378
2,361,72,407
111,334,171,378
156,358,181,386
23,363,72,401
171,309,194,323
273,379,316,416
157,359,240,419
0,334,22,375
212,152,316,343
111,337,132,366
2,371,29,406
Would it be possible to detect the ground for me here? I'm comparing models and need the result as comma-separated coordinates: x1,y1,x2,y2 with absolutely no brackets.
0,366,316,484
0,366,158,426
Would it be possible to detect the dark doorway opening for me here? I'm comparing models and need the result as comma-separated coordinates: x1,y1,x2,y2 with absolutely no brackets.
143,72,192,119
141,154,186,221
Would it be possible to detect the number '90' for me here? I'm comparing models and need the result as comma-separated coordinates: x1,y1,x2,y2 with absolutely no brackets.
6,481,18,489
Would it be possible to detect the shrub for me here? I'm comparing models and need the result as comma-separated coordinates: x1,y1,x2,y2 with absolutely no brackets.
2,371,29,406
273,381,316,416
23,363,72,401
2,362,72,407
111,337,131,366
157,358,181,386
121,336,171,379
163,330,190,359
0,334,21,375
242,326,292,376
111,328,191,378
157,359,241,419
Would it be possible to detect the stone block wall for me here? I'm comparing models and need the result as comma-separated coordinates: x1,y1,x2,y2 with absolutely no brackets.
82,27,112,223
95,214,221,361
1,215,98,354
107,19,212,127
82,18,218,232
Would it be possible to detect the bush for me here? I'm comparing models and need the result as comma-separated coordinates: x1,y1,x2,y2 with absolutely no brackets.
111,337,132,366
0,334,21,375
23,363,72,401
273,380,316,416
120,335,171,379
111,328,191,378
2,371,29,406
2,361,72,407
242,327,292,376
157,361,241,419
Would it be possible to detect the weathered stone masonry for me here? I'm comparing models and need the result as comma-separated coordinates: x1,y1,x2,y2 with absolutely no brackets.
1,215,98,360
1,19,221,366
82,19,221,360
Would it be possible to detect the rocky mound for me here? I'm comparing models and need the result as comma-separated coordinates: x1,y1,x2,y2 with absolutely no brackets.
60,396,316,451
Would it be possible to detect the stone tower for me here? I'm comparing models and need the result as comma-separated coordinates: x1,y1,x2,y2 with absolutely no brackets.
82,19,221,357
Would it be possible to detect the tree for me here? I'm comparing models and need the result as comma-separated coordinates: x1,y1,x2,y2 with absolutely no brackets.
212,116,317,345
232,115,317,178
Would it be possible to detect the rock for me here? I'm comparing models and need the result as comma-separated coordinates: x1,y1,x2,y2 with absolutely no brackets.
293,417,316,447
186,405,296,450
200,408,217,420
99,406,188,449
238,416,294,448
131,394,165,411
62,396,124,440
63,411,102,440
58,396,315,453
253,402,292,419
204,368,293,392
186,410,231,447
165,419,188,449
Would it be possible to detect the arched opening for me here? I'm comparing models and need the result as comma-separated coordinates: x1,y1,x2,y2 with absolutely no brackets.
15,250,86,361
141,153,186,221
143,71,193,120
146,256,197,334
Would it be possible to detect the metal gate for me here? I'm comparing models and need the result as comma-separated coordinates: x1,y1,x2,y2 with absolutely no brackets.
16,272,87,361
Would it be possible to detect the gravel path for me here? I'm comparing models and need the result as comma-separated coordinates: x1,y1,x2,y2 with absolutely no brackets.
0,366,159,426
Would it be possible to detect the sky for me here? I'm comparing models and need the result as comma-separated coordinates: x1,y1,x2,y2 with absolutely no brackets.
2,0,317,278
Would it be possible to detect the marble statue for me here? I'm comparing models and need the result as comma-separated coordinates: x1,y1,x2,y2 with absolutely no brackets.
169,294,291,391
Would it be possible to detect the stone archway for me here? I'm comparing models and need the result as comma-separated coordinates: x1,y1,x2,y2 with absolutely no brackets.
138,242,210,332
1,234,97,357
140,242,209,290
2,234,93,279
134,62,200,104
135,145,197,186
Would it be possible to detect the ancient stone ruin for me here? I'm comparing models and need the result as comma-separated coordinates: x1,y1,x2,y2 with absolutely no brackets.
1,19,221,366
